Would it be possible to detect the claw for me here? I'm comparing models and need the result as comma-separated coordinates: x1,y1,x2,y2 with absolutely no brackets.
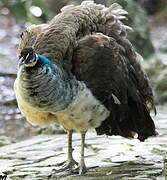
63,158,78,169
70,165,87,175
52,158,78,173
71,165,98,175
79,164,87,175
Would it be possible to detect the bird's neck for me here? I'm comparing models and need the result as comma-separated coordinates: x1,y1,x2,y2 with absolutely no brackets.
17,57,80,112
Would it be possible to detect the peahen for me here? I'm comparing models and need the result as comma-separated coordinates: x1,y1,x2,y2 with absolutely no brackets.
14,1,157,174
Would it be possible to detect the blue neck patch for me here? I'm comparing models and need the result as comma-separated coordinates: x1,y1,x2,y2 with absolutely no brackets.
37,54,52,66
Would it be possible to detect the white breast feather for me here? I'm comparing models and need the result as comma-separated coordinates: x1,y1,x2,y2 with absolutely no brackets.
14,78,110,131
54,82,110,131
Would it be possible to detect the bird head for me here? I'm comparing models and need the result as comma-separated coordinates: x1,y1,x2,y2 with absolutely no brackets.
19,48,39,67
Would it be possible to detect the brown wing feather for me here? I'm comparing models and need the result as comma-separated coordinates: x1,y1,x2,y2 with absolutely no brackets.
72,33,157,141
18,2,157,141
19,2,130,72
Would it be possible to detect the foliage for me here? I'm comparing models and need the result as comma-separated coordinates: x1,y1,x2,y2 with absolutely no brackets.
135,0,167,15
1,0,53,23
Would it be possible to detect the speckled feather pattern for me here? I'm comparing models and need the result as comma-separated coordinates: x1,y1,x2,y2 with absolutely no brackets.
16,60,76,111
15,1,157,141
14,54,110,130
19,2,130,71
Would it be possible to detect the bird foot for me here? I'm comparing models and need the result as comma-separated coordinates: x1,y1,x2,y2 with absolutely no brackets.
71,164,98,175
79,165,87,175
71,164,87,175
52,158,78,173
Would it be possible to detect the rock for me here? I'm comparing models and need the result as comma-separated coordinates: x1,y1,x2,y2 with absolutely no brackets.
0,112,167,180
0,136,13,147
0,16,18,74
159,37,167,53
144,60,167,105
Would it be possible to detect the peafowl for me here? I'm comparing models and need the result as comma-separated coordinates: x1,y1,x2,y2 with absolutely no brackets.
14,1,157,174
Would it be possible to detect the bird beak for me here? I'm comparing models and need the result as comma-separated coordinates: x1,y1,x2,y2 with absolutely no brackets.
18,57,25,66
19,53,31,66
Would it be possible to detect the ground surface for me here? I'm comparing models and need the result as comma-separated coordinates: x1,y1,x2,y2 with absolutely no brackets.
0,111,167,180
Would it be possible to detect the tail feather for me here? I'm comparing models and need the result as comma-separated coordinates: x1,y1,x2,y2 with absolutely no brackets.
96,97,157,142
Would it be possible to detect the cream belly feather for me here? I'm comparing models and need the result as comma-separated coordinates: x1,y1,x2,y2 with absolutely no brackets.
14,78,110,131
14,78,58,126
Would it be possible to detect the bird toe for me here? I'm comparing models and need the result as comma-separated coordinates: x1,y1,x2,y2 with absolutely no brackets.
51,158,78,173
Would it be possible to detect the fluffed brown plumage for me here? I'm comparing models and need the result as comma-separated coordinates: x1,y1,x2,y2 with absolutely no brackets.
15,1,158,174
18,1,157,141
72,33,157,141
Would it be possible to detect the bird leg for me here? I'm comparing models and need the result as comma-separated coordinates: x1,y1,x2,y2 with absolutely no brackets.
55,130,78,172
65,130,78,168
71,131,87,174
78,131,87,174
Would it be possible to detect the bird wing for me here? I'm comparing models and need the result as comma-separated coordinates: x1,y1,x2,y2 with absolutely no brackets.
19,2,130,71
72,33,156,141
18,2,156,140
73,33,155,111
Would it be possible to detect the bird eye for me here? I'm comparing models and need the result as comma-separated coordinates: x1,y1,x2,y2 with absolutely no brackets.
20,32,24,39
20,30,28,39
